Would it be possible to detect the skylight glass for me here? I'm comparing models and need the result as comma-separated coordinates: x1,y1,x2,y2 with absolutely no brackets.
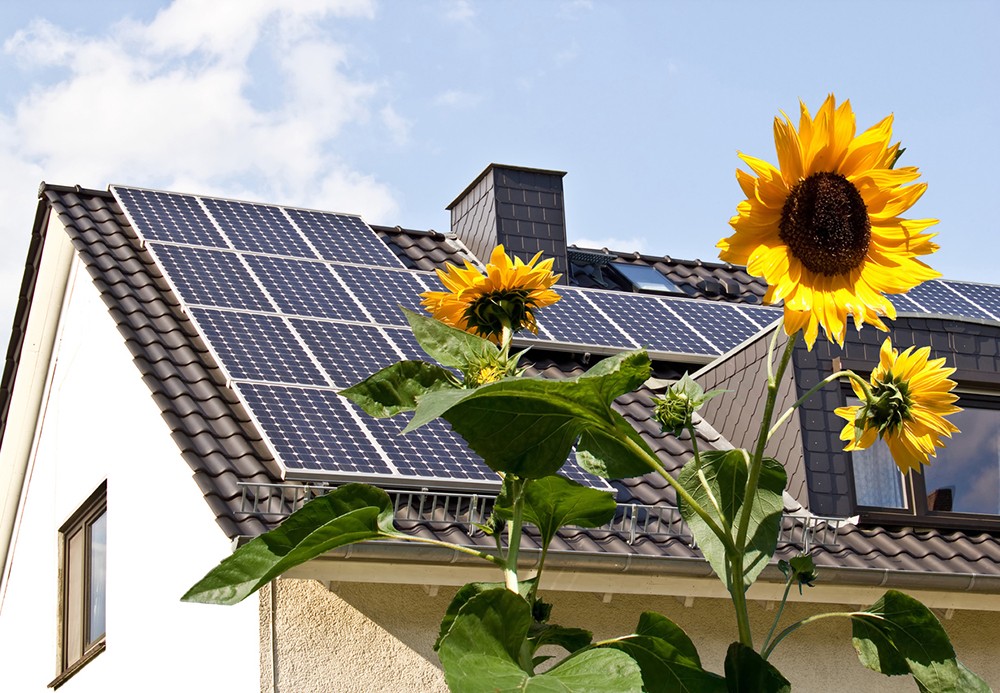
611,263,682,294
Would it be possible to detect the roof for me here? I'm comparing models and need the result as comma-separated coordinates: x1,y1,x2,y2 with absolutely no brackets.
3,183,999,593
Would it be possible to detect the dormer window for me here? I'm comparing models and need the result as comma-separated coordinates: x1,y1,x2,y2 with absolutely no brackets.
849,392,1000,528
609,263,683,294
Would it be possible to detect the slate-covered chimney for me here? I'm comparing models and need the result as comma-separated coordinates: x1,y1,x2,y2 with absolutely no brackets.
447,164,569,283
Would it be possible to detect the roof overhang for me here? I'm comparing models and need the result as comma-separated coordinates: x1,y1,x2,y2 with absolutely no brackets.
278,540,1000,613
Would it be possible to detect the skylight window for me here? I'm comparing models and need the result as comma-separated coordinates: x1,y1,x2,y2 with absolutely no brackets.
610,263,682,294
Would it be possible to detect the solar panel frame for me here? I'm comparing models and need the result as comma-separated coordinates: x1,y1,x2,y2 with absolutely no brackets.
113,186,226,248
331,264,430,327
201,197,317,259
189,308,329,386
945,281,1000,321
285,206,403,267
531,287,637,348
584,291,715,355
290,319,406,389
906,280,994,320
244,255,370,322
146,243,273,311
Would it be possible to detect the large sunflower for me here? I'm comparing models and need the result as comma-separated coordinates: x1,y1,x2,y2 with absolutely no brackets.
718,95,940,348
835,338,960,474
420,245,561,341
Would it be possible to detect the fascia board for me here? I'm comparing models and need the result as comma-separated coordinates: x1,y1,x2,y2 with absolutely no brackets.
0,214,77,590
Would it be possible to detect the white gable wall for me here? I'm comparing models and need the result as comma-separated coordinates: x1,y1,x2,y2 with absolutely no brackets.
0,244,259,691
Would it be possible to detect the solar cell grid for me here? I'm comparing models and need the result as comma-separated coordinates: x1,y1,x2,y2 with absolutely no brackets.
244,255,368,322
906,280,993,320
737,304,780,330
665,299,757,352
191,308,327,386
148,243,272,311
888,292,925,313
372,416,495,482
940,282,1000,321
202,198,316,258
237,384,394,475
585,291,710,355
291,319,404,388
533,288,636,348
331,265,428,327
286,207,401,267
113,187,226,247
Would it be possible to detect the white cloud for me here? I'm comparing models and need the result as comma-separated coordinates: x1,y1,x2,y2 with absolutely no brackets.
443,0,475,23
0,0,402,332
433,88,483,109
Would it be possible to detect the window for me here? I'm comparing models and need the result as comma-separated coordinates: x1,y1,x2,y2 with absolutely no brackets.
52,483,106,687
609,263,683,294
850,394,1000,527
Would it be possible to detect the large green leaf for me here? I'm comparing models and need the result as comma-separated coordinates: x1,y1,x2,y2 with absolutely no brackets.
676,450,786,589
182,484,398,605
438,589,642,692
601,612,726,693
852,590,991,692
435,579,537,651
340,359,458,417
494,475,617,548
404,307,499,369
576,411,660,479
404,350,652,478
723,643,790,693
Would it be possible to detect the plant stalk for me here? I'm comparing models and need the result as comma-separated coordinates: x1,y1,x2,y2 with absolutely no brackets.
504,476,525,593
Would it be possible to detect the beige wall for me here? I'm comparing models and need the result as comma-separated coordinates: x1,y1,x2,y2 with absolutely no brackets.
262,578,999,692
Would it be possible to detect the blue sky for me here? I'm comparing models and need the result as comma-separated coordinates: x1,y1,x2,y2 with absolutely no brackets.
1,0,997,333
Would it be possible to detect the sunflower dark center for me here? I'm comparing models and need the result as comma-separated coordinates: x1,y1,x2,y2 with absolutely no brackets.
778,171,871,276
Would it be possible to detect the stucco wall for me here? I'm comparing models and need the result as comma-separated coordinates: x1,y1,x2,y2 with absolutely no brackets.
267,576,1000,692
0,256,259,691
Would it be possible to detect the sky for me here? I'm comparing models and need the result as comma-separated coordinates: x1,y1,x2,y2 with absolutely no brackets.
0,0,997,336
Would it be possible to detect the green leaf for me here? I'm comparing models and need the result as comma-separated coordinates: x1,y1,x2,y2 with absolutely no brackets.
676,450,786,589
438,589,642,692
852,590,991,692
576,412,659,479
723,643,790,693
182,484,397,605
528,623,594,655
494,475,617,548
435,579,536,651
404,307,499,369
602,612,726,693
340,359,457,417
405,350,652,479
635,612,702,667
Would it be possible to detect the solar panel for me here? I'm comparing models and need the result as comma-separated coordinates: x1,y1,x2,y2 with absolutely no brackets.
938,281,1000,321
331,265,429,327
244,255,369,322
113,187,225,248
147,243,272,311
905,280,993,320
888,291,926,314
665,299,761,352
190,308,328,386
370,415,496,482
532,287,637,348
290,319,404,389
285,207,402,267
237,383,395,475
201,198,316,258
585,291,715,355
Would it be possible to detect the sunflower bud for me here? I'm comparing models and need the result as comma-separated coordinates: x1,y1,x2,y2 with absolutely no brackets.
652,374,724,436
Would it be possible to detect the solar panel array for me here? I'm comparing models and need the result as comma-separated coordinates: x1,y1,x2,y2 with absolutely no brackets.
114,186,1000,491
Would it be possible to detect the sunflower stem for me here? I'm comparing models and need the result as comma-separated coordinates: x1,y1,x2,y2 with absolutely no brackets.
686,417,726,528
503,476,525,593
766,369,856,441
731,329,798,648
761,611,865,660
760,571,795,655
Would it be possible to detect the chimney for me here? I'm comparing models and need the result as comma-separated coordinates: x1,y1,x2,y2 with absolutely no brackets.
447,164,569,283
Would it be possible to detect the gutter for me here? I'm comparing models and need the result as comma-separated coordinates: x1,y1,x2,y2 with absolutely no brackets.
272,539,1000,610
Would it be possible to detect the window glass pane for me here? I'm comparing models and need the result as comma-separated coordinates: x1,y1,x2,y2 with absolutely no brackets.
852,441,907,509
611,263,682,293
66,528,85,664
923,406,1000,514
88,511,107,644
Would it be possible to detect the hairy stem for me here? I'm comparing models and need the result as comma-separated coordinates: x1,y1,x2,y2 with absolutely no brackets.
687,418,725,527
504,476,525,593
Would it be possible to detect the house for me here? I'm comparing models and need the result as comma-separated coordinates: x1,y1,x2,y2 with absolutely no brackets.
0,164,998,691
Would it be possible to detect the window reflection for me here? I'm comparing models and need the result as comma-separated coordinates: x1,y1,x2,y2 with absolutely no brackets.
923,406,1000,515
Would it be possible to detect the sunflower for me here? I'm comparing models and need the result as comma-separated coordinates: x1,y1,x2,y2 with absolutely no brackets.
835,338,960,474
718,95,940,349
420,245,561,341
